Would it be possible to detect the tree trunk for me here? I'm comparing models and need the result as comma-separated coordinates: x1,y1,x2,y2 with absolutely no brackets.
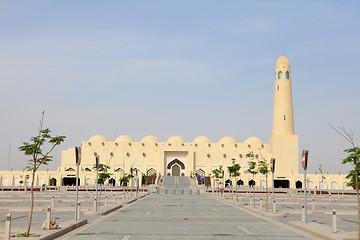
236,177,239,202
26,171,36,236
355,165,359,240
253,173,255,207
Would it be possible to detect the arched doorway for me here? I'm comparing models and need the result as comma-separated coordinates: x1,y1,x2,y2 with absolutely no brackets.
167,158,185,176
172,165,180,176
225,179,232,188
249,180,255,187
109,178,116,186
237,179,244,186
319,181,326,189
50,178,57,186
296,180,302,189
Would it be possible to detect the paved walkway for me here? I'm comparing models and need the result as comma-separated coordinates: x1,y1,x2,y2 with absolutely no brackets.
59,188,317,239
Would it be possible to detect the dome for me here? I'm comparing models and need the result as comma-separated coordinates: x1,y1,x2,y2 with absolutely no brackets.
88,135,108,143
218,136,237,144
193,136,211,144
167,136,185,143
141,135,160,143
244,137,263,145
115,135,134,143
276,54,290,67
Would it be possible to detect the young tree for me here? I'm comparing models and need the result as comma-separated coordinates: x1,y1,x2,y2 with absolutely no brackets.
95,164,112,186
246,152,258,207
19,111,65,236
330,125,360,240
318,164,326,193
212,165,223,195
227,159,241,201
257,154,270,211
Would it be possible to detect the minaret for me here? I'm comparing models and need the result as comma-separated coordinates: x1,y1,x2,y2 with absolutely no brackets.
272,54,294,135
270,54,298,183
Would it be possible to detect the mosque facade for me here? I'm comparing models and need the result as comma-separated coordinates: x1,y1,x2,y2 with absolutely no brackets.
0,55,350,190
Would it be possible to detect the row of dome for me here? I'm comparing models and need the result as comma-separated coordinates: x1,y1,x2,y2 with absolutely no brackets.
88,135,264,145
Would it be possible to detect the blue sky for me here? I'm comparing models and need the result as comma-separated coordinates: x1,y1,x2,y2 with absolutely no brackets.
0,1,359,174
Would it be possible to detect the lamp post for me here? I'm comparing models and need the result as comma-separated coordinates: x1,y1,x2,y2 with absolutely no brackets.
94,153,99,212
270,158,275,203
302,150,309,223
75,146,81,220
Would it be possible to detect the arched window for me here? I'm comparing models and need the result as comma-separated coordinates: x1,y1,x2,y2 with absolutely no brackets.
278,71,283,79
286,71,289,79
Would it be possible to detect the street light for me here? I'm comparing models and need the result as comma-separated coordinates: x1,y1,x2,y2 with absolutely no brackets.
94,152,99,212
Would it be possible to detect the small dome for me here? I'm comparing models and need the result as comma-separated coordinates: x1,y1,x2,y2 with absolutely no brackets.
193,136,211,144
115,135,134,143
218,136,237,144
141,135,160,143
88,135,108,143
244,137,263,145
167,136,185,143
276,54,290,67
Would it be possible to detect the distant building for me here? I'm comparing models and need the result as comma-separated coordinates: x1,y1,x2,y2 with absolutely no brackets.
0,55,350,190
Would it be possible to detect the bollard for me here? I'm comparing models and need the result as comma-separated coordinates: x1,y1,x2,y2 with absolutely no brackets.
113,194,116,204
173,189,176,195
157,189,160,195
165,188,168,194
250,196,253,206
332,209,337,233
51,196,55,208
329,194,331,203
5,213,11,240
93,198,97,211
189,189,192,195
105,196,108,207
46,206,51,230
181,189,184,195
260,197,263,208
301,204,305,222
312,198,315,211
291,191,294,199
273,200,276,214
76,202,81,221
197,189,200,195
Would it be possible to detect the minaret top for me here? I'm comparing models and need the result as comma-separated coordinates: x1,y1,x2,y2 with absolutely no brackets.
276,54,290,67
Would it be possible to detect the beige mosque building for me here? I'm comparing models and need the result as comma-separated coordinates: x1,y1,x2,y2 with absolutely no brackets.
0,55,350,190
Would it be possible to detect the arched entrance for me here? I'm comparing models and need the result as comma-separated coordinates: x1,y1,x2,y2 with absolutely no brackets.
249,180,255,187
109,178,116,186
50,178,57,186
296,180,302,189
172,165,181,176
167,158,185,176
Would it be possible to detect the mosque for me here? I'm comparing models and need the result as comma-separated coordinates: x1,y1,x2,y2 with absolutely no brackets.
0,55,350,190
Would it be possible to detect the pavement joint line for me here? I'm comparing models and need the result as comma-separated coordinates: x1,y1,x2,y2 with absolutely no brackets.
209,194,321,240
121,235,131,240
144,211,151,216
57,196,148,240
237,225,252,234
211,208,217,212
